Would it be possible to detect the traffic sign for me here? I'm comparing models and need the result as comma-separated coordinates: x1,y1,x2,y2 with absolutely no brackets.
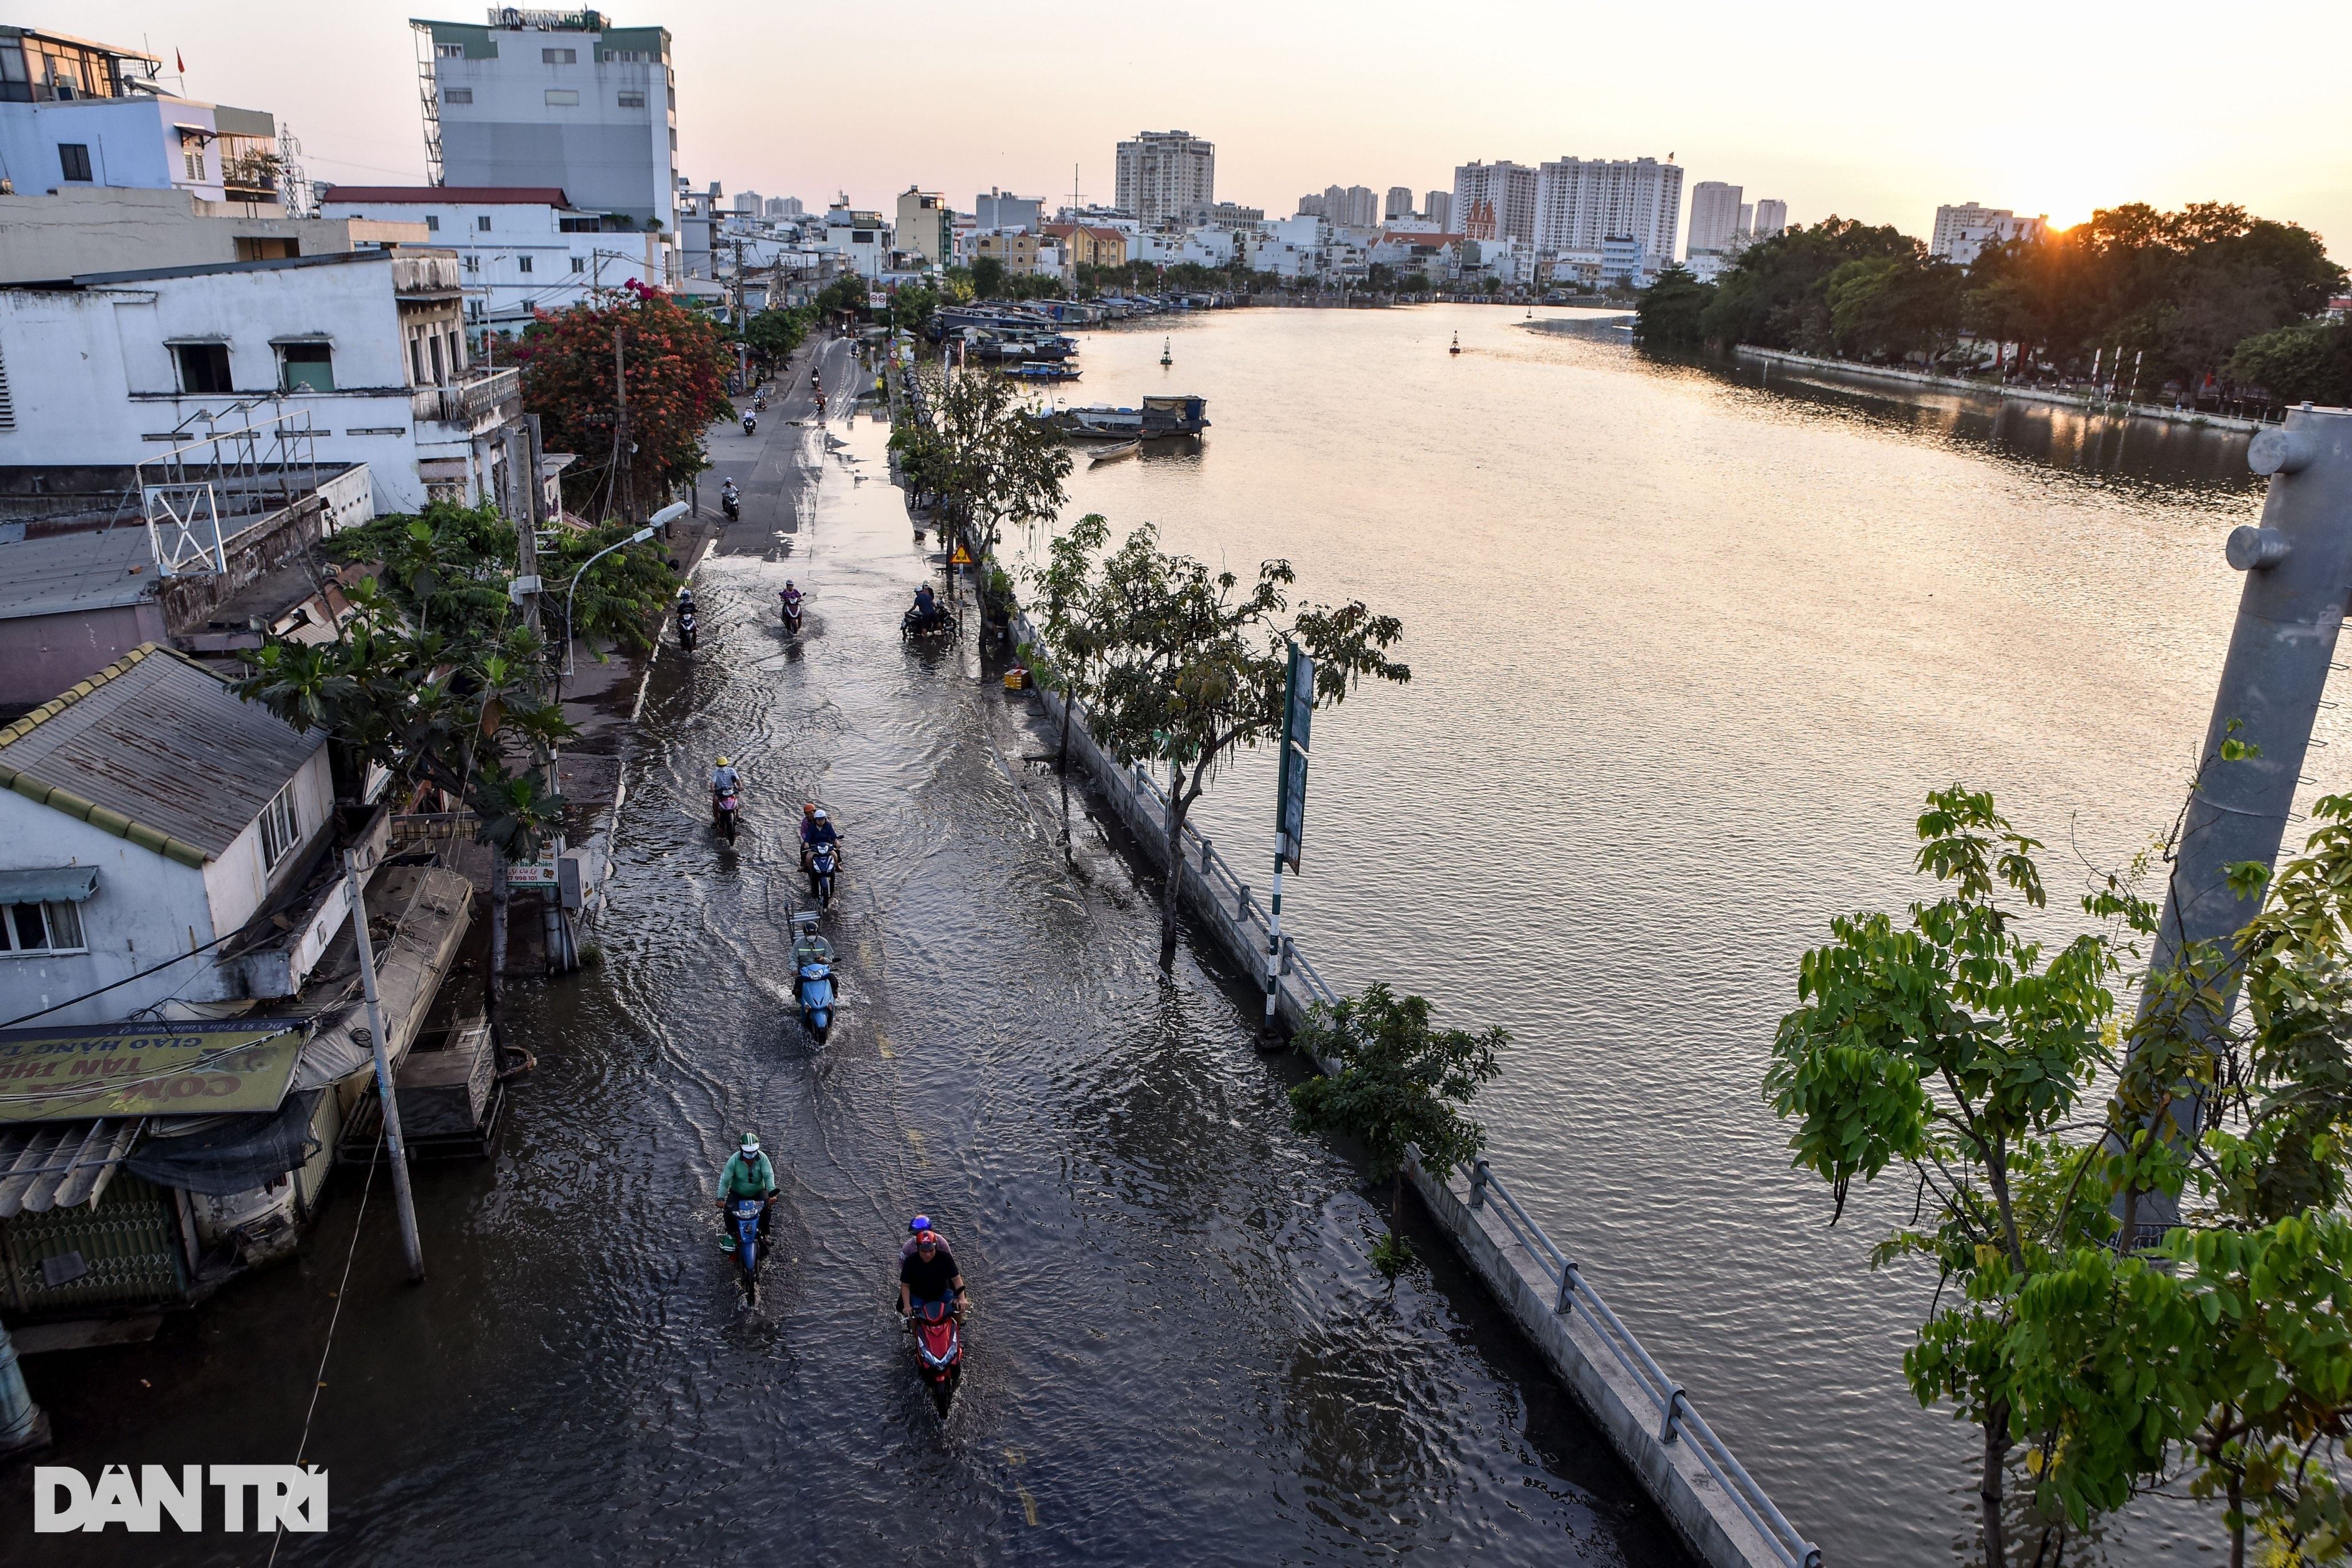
950,544,974,565
1275,643,1312,873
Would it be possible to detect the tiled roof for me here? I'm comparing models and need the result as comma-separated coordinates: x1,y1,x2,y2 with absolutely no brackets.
0,645,323,867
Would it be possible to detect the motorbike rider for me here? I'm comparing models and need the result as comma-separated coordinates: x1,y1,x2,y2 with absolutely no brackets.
711,756,740,821
910,582,940,628
898,1223,965,1320
721,478,740,519
715,1131,777,1251
901,1213,945,1261
742,409,758,437
781,580,804,620
800,803,838,871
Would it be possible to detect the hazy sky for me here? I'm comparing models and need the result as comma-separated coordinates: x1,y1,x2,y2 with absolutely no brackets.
50,1,2352,255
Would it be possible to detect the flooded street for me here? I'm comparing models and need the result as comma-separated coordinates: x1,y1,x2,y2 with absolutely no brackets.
10,341,1686,1567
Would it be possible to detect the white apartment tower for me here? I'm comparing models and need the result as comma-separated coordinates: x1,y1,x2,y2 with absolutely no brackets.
1533,156,1683,263
1751,199,1787,238
415,14,677,231
1686,180,1743,256
1451,160,1539,244
1114,130,1214,228
1424,190,1453,231
1385,186,1415,221
1930,202,2048,265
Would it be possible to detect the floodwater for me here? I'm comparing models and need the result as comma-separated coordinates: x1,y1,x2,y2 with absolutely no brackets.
9,339,1692,1567
1036,304,2299,1566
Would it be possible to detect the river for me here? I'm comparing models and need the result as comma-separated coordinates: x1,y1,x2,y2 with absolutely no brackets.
1034,303,2304,1565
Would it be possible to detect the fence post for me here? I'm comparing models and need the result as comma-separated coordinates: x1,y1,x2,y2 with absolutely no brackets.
1658,1387,1686,1445
1554,1262,1577,1316
1468,1157,1490,1210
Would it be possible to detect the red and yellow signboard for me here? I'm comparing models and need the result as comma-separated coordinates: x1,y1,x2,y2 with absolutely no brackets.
0,1021,306,1125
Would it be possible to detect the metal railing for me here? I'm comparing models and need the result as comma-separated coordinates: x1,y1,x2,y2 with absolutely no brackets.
1015,625,1819,1568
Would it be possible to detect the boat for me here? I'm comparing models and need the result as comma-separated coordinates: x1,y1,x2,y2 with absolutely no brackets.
1052,394,1209,440
1005,361,1080,383
1090,441,1141,464
1449,331,1461,356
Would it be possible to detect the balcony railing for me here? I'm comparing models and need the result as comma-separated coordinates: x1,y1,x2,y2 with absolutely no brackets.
411,366,521,427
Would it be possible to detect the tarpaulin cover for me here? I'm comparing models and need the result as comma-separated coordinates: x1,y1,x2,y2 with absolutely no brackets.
125,1090,322,1196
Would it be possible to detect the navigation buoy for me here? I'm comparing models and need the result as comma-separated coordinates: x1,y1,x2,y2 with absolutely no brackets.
1449,331,1461,356
1159,336,1172,366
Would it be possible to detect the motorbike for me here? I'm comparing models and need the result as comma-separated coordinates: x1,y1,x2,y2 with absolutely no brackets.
807,836,839,906
901,603,957,640
722,490,740,522
781,592,804,635
678,609,698,651
907,1297,963,1415
791,914,835,1042
731,1197,767,1301
742,413,758,437
712,785,741,843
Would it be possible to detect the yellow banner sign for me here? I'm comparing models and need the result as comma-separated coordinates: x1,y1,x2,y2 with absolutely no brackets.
0,1021,306,1124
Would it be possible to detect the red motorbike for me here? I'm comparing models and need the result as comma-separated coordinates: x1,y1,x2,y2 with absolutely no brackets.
907,1298,962,1415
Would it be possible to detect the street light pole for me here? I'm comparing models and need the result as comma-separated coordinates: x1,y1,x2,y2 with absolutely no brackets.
559,506,682,681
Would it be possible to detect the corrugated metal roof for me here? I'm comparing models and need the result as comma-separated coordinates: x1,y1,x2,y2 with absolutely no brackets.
0,646,323,861
0,528,159,619
0,1118,140,1218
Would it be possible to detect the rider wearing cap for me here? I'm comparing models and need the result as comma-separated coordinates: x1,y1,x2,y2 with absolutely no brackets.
715,1132,777,1252
898,1220,964,1319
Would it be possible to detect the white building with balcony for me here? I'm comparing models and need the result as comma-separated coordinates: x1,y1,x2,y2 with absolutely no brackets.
0,248,525,515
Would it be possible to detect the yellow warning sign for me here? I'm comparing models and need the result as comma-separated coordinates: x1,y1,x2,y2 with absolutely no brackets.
950,546,974,565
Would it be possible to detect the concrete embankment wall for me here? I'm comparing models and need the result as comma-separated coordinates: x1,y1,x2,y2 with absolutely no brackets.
1010,615,1802,1568
1735,342,2262,434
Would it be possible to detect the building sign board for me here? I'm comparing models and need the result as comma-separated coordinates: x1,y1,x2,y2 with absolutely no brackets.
0,1020,306,1125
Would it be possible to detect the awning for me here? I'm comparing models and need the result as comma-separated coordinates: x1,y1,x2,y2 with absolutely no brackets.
0,1019,306,1125
126,1091,320,1198
0,1118,142,1218
0,866,99,904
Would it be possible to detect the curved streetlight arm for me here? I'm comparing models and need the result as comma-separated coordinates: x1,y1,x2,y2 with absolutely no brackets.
561,524,658,679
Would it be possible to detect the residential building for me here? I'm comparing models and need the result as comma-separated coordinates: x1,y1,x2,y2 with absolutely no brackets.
1686,180,1743,257
1053,203,1138,231
1751,199,1788,238
1202,201,1264,227
1325,184,1378,229
1930,202,2048,265
895,187,953,269
1601,234,1646,288
1424,191,1452,231
1295,192,1327,221
972,188,1042,233
1114,130,1214,229
1451,161,1539,245
764,195,802,218
816,199,889,279
0,248,525,517
1045,222,1129,271
1180,227,1237,267
0,185,424,284
317,186,659,337
1533,157,1683,266
0,26,290,210
412,14,677,231
731,190,760,215
1385,186,1415,222
972,228,1045,276
1737,201,1753,240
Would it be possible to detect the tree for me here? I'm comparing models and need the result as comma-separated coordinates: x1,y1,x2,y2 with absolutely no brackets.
887,281,939,332
1701,218,1924,353
1825,255,1967,364
1289,984,1508,1280
886,361,1071,563
1019,511,1112,841
740,305,810,371
1067,523,1407,965
2228,318,2352,410
968,254,1007,300
1633,264,1717,351
513,280,733,520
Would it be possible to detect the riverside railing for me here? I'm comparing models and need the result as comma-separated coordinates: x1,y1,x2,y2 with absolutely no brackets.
1009,625,1818,1568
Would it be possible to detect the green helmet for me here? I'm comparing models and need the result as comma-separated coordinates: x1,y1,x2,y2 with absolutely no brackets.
739,1132,761,1156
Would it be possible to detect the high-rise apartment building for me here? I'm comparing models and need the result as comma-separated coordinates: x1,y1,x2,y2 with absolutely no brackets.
1385,186,1415,221
1114,130,1214,228
896,187,953,267
733,190,762,215
766,195,804,218
1339,184,1378,227
1452,160,1538,244
1930,202,2047,265
1532,156,1682,264
414,14,677,230
972,188,1042,233
1750,199,1788,239
1424,190,1452,231
1686,180,1743,256
1737,202,1752,238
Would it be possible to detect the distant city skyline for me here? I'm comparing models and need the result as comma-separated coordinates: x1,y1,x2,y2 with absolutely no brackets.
45,0,2352,258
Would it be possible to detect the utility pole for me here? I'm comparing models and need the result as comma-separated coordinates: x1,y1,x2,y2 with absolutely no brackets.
2122,407,2352,1244
612,327,632,524
0,1318,47,1459
346,849,425,1283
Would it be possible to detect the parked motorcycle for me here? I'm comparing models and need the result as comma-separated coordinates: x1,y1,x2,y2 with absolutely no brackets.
792,914,835,1042
730,1197,767,1302
712,785,741,843
808,836,839,907
907,1297,962,1415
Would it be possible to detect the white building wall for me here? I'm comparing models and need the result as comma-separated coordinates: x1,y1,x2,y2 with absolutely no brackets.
1686,180,1744,257
0,95,219,201
316,195,656,330
1534,157,1683,261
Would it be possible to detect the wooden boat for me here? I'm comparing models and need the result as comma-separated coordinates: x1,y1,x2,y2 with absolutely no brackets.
1090,441,1141,464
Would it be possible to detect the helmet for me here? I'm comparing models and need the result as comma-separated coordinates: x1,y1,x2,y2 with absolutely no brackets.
739,1132,760,1154
717,756,732,768
802,802,817,817
909,1215,932,1234
812,809,829,822
914,1229,939,1248
785,580,795,589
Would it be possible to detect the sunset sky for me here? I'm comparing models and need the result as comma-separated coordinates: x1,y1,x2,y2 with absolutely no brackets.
50,0,2352,256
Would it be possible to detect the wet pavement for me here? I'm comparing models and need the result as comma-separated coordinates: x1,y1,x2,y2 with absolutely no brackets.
10,337,1686,1567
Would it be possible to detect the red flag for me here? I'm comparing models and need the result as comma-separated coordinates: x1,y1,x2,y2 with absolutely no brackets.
175,49,184,74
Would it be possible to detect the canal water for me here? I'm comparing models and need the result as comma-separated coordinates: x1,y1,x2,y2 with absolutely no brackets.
1041,304,2296,1565
8,343,1693,1566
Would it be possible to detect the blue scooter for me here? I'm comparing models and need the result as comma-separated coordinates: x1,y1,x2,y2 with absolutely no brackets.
791,912,835,1042
731,1197,766,1301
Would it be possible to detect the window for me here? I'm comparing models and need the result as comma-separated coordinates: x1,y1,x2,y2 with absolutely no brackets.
184,149,206,182
258,783,300,868
410,337,425,385
852,231,873,244
424,214,440,231
477,214,492,231
2,901,83,955
443,87,472,104
427,333,446,385
602,48,648,62
462,254,479,273
570,254,586,272
434,41,464,58
279,342,333,393
558,216,598,232
617,91,644,108
517,254,533,273
173,342,233,394
57,142,91,181
544,88,578,106
540,47,576,64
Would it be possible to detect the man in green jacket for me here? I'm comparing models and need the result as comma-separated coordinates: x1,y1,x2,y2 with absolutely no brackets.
715,1131,777,1252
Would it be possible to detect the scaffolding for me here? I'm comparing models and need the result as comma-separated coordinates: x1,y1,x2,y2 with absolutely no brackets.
137,401,325,579
411,22,446,187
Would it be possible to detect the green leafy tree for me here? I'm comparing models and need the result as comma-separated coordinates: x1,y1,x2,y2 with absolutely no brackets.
1064,523,1408,964
2227,318,2352,408
1019,510,1112,840
968,254,1007,300
740,305,811,371
886,361,1071,562
1290,983,1508,1275
1633,264,1717,350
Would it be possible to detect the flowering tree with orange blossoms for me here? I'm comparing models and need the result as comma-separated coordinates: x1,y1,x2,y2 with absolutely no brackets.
513,279,734,520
